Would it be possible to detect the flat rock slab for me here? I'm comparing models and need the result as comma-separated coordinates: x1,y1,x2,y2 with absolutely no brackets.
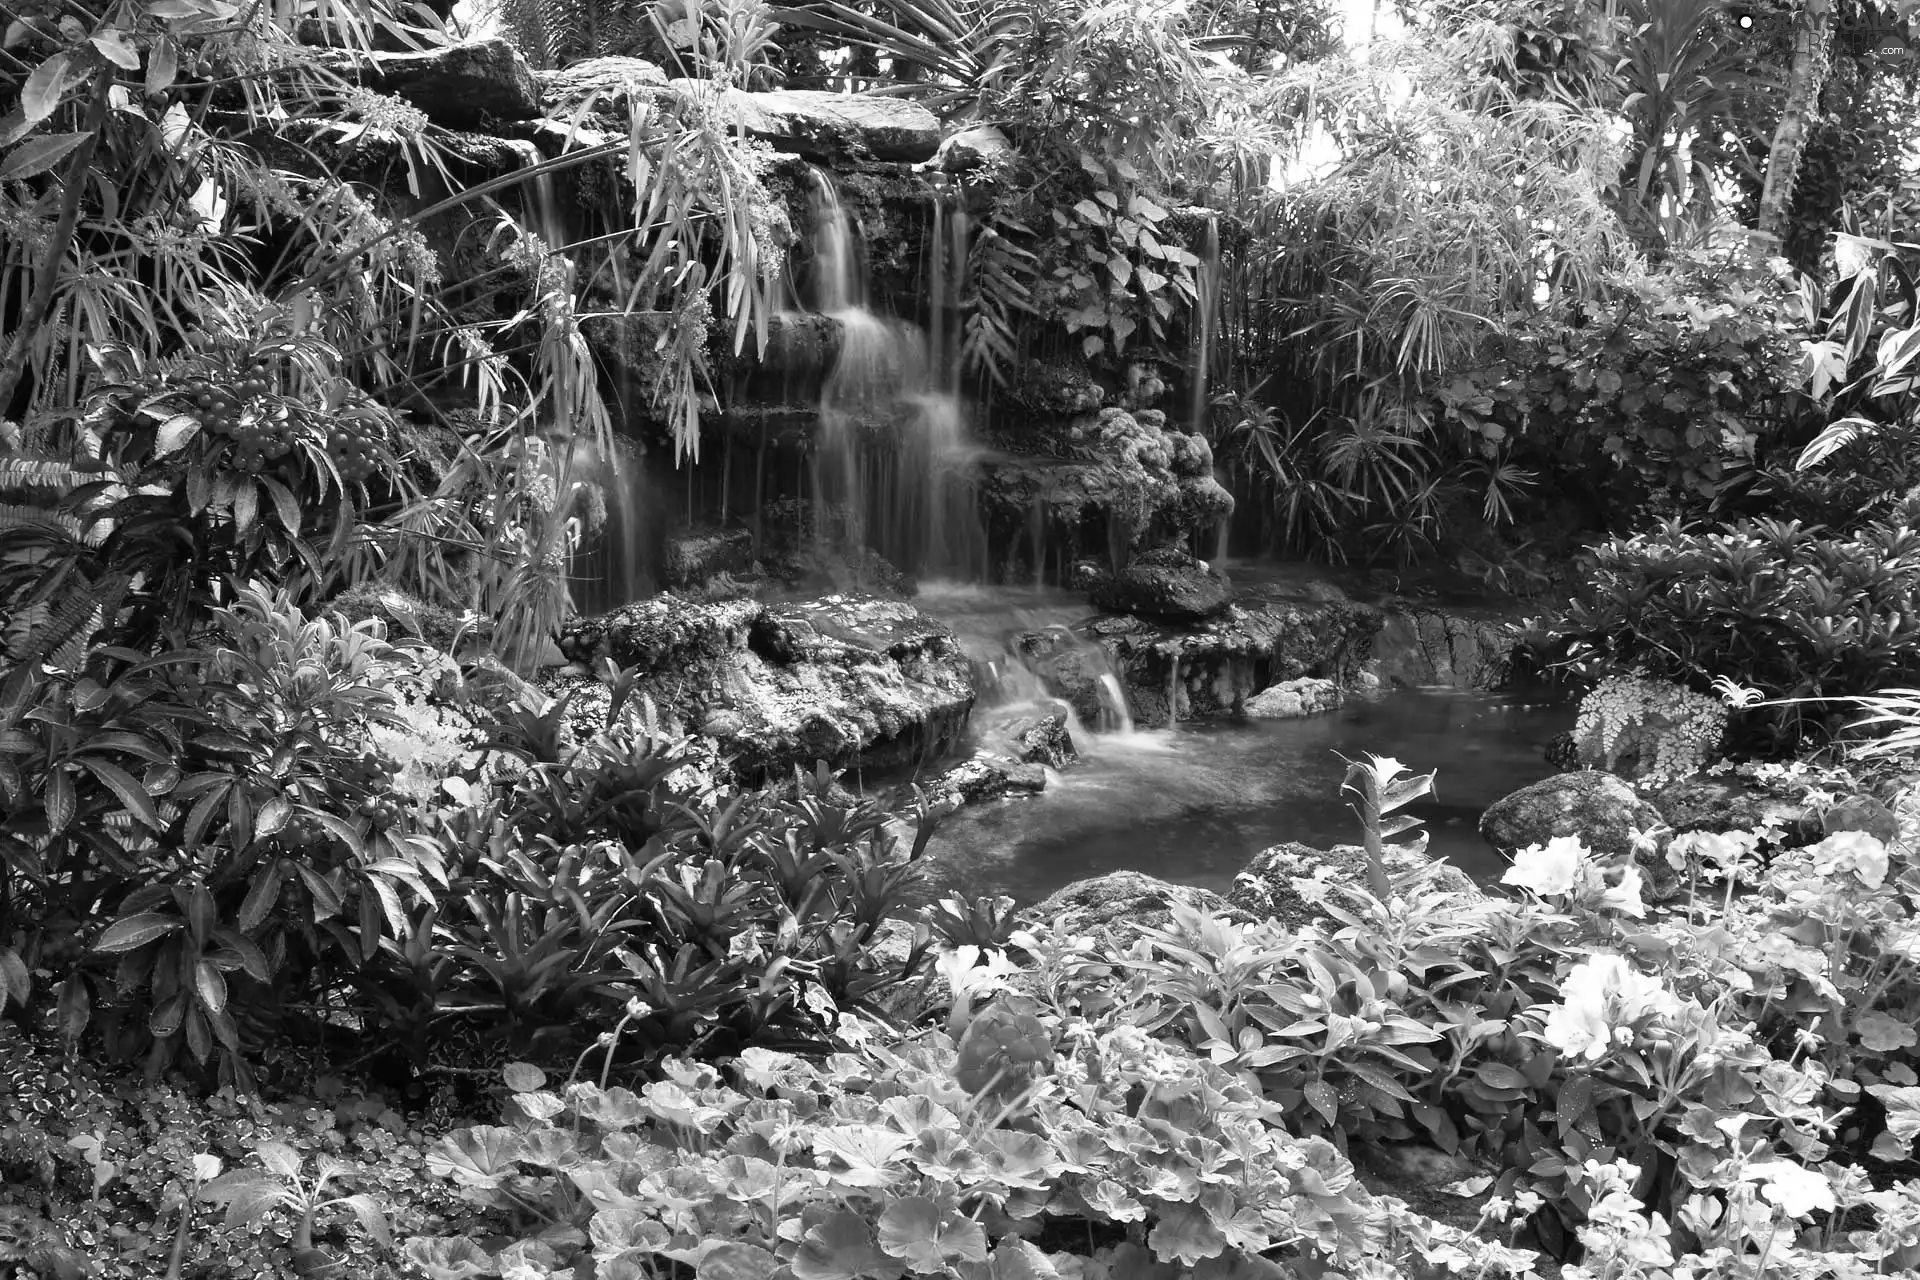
540,64,941,162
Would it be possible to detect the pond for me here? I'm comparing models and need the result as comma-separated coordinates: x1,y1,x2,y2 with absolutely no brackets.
921,688,1574,906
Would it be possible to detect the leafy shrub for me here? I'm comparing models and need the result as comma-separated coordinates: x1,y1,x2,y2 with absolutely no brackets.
1435,252,1807,519
402,1019,1537,1280
0,584,449,1084
1099,802,1920,1269
1551,514,1920,752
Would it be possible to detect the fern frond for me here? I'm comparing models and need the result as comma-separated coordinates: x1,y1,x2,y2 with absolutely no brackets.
0,503,86,542
0,455,89,497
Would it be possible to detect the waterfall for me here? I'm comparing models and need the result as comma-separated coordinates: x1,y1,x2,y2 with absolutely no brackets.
565,436,657,613
804,169,987,582
1190,214,1227,564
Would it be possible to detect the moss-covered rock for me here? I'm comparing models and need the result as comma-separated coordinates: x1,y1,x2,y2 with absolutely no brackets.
1480,771,1672,897
1230,841,1478,929
557,592,975,776
1090,548,1232,623
1025,870,1244,945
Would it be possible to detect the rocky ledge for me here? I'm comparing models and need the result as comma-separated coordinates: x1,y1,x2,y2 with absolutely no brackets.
558,592,975,777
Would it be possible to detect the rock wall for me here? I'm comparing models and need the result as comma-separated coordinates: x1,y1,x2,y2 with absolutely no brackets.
1368,604,1522,691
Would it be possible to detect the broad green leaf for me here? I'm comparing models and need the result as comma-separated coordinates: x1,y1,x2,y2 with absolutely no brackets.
95,912,181,952
194,958,226,1014
401,1236,492,1280
793,1210,896,1280
81,757,161,828
0,128,89,181
255,1140,302,1180
341,1194,392,1250
699,1242,780,1280
877,1196,987,1271
201,1169,289,1226
146,36,178,94
154,412,199,456
425,1126,525,1188
90,29,141,70
0,948,28,1008
20,52,73,126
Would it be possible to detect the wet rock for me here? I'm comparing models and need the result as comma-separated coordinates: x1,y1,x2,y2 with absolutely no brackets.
325,38,541,128
1369,604,1520,690
1010,630,1121,728
1025,870,1243,943
673,83,941,162
557,592,975,776
1105,592,1381,726
1004,713,1076,768
1244,677,1343,720
538,56,669,117
924,751,1049,817
1230,841,1477,929
1092,548,1232,624
936,124,1013,173
978,408,1231,561
1481,771,1673,897
664,527,755,589
1648,774,1817,843
1824,793,1901,845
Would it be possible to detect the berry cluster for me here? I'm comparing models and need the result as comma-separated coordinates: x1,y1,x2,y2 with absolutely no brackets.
339,748,398,794
229,404,299,472
355,795,405,829
326,421,383,484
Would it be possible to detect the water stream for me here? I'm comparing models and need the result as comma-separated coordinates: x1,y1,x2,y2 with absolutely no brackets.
913,581,1572,906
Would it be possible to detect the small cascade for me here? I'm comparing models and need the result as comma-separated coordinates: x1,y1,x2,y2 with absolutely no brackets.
804,170,987,581
565,436,659,613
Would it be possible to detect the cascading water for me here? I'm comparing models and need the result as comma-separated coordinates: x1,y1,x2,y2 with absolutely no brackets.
1188,214,1231,565
804,170,987,581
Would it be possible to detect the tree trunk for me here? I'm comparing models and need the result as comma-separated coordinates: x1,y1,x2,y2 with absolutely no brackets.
1757,0,1835,243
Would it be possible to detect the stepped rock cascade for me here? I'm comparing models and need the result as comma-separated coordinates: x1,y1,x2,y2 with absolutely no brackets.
805,170,988,582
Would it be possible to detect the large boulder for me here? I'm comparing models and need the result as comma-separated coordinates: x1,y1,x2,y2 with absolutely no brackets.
326,38,541,128
1025,871,1242,944
557,592,975,777
1092,548,1232,624
1229,842,1477,929
1244,677,1343,720
1481,771,1671,896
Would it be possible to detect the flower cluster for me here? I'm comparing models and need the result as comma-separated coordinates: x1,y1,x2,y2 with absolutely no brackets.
1503,834,1649,916
1538,953,1682,1062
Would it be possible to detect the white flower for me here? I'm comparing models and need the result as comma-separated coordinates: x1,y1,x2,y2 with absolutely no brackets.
1503,836,1586,896
1809,830,1889,888
1749,1160,1836,1218
1543,955,1678,1062
191,1153,223,1183
1595,865,1649,917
